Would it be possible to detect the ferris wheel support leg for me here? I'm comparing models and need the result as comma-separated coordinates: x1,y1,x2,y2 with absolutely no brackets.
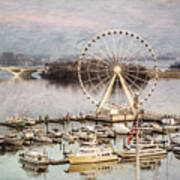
118,73,136,115
96,74,117,113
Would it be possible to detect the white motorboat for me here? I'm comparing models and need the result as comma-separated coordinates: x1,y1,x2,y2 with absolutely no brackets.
19,150,50,165
113,124,130,135
119,143,167,159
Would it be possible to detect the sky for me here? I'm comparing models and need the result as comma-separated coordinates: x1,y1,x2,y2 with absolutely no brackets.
0,0,180,59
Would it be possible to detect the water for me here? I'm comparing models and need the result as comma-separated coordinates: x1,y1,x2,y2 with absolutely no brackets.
0,77,179,122
0,76,180,179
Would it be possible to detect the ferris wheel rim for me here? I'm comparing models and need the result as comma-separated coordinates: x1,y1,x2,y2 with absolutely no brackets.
78,29,159,108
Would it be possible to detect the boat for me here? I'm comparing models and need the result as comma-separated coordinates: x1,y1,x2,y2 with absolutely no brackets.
21,162,48,173
19,150,50,165
62,133,77,143
113,124,130,135
24,117,36,126
96,128,114,138
0,135,5,144
160,118,175,125
172,146,180,154
33,134,52,144
67,145,118,164
47,128,62,138
118,143,167,159
23,129,34,140
174,153,180,159
5,131,23,147
170,134,180,145
5,137,23,147
78,131,96,141
6,116,25,127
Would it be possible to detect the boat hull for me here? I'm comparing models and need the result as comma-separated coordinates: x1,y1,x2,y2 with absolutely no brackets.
19,158,49,165
118,150,167,159
67,154,118,165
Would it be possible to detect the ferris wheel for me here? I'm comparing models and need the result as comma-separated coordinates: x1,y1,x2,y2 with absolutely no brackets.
78,29,158,114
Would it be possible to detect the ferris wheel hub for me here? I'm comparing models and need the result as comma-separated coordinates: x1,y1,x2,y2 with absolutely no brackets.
113,65,121,74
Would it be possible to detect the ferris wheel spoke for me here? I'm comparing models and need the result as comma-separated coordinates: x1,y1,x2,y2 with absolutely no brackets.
101,36,116,62
121,37,134,63
86,59,109,69
90,74,111,94
123,71,149,84
123,37,138,63
125,41,145,64
86,69,109,73
83,76,102,85
128,84,135,97
122,73,142,92
92,41,112,64
112,34,118,61
118,38,124,63
87,51,110,66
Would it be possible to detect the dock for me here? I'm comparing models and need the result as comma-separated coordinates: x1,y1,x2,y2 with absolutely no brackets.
49,159,69,165
148,70,180,79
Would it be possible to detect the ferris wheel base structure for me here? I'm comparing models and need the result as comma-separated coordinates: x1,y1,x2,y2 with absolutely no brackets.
85,110,144,123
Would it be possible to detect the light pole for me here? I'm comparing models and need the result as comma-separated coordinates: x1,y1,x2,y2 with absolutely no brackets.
134,93,140,180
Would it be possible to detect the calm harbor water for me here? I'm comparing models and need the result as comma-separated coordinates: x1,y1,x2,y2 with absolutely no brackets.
0,76,180,180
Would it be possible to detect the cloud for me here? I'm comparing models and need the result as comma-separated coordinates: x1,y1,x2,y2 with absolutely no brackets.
0,12,98,30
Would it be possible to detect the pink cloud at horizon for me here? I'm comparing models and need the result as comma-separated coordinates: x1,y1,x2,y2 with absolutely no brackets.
0,13,99,30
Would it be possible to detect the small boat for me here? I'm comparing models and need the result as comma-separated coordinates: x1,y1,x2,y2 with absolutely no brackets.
67,145,118,164
96,128,114,138
141,123,154,134
33,134,52,144
6,116,25,127
170,134,180,145
25,118,36,126
0,135,5,144
5,137,24,147
152,123,163,134
174,153,180,159
48,128,62,138
113,124,130,135
5,131,23,147
62,133,77,143
172,146,180,154
23,129,34,140
19,150,50,165
78,132,95,141
161,118,175,125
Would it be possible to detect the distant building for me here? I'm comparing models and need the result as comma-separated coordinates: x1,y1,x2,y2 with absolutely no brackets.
16,53,26,66
0,52,17,66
